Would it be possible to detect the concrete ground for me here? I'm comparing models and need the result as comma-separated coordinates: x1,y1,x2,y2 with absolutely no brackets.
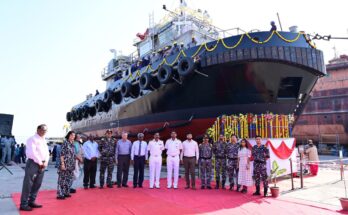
278,159,347,208
0,155,346,214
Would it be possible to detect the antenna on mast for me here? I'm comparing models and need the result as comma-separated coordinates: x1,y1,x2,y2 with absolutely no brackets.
333,46,338,59
109,49,117,59
149,11,155,50
277,12,283,31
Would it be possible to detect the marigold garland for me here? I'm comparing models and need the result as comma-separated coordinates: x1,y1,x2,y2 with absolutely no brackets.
207,113,294,141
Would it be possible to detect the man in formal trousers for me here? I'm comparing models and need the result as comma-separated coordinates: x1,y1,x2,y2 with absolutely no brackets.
20,124,49,211
165,131,182,189
181,132,199,190
131,133,148,188
82,135,99,189
147,133,164,189
116,131,132,188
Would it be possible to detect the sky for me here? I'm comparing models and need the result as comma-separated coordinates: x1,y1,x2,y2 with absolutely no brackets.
0,0,347,142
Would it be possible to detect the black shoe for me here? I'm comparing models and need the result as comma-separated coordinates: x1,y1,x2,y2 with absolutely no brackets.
236,185,241,192
70,188,76,193
117,184,121,188
133,185,137,188
84,186,88,189
215,181,220,189
29,202,42,208
253,191,261,195
122,184,129,188
20,205,33,211
201,186,205,189
99,186,104,189
191,186,196,190
241,188,247,194
253,186,261,196
229,184,234,191
222,181,226,190
264,187,268,197
139,185,143,188
89,185,96,189
206,186,212,189
107,184,113,188
185,186,190,189
56,196,65,200
64,194,71,198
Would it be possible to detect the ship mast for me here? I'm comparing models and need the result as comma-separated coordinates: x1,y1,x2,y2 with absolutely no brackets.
149,11,155,51
179,0,187,15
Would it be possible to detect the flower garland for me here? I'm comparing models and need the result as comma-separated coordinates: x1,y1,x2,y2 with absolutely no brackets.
206,113,294,140
123,31,315,81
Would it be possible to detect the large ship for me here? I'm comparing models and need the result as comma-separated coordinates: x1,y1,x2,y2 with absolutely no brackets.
66,1,326,140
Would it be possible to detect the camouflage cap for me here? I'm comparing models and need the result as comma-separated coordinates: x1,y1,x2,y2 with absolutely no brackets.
105,129,112,134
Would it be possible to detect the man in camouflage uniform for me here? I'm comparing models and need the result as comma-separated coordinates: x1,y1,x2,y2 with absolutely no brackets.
213,134,227,189
251,135,270,196
226,134,240,191
199,135,213,189
99,129,116,188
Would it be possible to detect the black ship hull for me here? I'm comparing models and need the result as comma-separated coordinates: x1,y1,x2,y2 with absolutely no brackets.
70,32,326,140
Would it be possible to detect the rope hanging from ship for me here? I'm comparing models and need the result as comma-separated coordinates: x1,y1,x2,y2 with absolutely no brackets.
124,31,316,82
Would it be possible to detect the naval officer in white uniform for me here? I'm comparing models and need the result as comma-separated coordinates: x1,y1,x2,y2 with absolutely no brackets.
165,131,182,189
147,133,164,189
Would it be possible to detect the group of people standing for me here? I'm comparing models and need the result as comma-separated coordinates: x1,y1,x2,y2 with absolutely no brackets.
55,129,270,195
0,135,17,165
19,124,271,212
14,143,26,164
199,134,269,196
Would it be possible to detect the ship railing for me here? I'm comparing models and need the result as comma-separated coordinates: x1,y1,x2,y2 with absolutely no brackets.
133,37,141,45
101,50,139,80
217,27,261,38
101,67,108,79
127,50,139,63
191,29,217,41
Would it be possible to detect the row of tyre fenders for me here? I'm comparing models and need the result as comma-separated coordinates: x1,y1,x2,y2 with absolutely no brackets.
66,57,197,122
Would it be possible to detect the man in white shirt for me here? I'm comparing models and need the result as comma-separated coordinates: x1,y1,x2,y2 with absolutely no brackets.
20,124,49,211
181,133,199,190
165,131,182,189
147,133,164,189
131,133,148,188
82,135,99,189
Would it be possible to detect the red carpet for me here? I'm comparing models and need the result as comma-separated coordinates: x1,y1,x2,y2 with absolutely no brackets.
12,179,343,215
